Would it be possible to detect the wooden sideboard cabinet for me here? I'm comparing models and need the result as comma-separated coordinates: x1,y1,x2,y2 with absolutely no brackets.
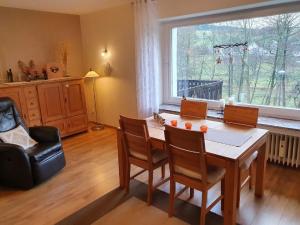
0,78,88,137
38,79,88,137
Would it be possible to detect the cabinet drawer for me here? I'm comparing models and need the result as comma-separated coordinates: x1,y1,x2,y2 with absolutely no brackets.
26,98,39,109
29,119,42,127
24,86,37,99
28,109,41,120
67,114,88,133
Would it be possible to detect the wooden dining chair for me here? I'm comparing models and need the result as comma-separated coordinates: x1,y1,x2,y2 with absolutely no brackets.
224,104,259,208
180,99,208,119
164,125,225,225
119,115,170,205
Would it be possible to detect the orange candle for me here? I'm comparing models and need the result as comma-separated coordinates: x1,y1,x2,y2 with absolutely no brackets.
170,119,177,127
200,125,208,133
185,122,192,130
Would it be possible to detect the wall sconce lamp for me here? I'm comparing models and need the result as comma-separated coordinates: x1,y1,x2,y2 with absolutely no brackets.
101,48,108,57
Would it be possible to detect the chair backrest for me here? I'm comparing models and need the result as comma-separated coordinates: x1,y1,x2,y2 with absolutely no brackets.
0,97,26,132
224,105,259,127
119,115,151,161
180,99,207,119
164,125,208,183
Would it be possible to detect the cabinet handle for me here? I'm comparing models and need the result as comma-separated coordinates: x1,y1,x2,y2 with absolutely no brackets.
65,84,69,88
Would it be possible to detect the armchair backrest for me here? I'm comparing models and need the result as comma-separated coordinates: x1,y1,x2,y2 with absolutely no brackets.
0,97,26,132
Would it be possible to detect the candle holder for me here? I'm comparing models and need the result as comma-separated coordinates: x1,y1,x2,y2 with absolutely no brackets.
218,99,225,115
218,107,224,115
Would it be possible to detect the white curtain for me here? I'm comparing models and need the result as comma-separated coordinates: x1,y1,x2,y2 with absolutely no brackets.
134,0,160,118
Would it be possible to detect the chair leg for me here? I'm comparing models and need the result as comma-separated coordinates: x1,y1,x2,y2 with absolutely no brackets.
147,170,153,205
249,163,253,190
189,188,194,199
125,163,131,194
221,178,225,211
200,191,207,225
169,179,175,217
236,169,241,208
161,164,165,179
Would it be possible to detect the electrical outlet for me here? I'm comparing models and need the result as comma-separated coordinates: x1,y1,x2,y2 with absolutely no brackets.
279,139,286,158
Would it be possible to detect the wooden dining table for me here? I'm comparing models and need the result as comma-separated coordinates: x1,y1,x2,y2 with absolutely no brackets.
117,113,269,225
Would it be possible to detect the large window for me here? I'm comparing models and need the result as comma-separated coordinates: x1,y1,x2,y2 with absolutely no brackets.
163,5,300,119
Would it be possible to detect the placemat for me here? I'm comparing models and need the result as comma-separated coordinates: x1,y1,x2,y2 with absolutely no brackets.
205,128,251,147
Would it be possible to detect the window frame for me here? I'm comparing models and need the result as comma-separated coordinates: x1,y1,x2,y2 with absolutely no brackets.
160,1,300,120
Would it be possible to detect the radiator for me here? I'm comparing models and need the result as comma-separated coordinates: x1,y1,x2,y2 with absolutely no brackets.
267,133,300,168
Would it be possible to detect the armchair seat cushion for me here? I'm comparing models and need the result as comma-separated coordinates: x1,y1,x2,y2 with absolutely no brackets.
27,142,62,162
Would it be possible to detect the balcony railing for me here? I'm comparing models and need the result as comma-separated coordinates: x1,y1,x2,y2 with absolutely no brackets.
177,80,223,100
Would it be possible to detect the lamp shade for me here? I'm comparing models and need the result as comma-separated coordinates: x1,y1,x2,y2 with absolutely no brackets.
85,70,100,78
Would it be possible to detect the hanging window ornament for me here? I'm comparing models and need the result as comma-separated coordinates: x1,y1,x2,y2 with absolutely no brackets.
213,41,248,65
216,56,222,64
229,53,233,64
215,48,222,64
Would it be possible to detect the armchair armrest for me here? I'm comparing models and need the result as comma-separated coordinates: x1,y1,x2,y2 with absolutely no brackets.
0,142,26,154
0,143,33,189
29,126,61,143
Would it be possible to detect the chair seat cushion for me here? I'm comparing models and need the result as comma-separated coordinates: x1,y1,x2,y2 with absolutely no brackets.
130,149,168,164
152,150,168,164
175,165,225,184
27,142,62,162
241,151,258,170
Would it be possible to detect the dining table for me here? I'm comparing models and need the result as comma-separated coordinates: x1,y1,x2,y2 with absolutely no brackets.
117,113,269,225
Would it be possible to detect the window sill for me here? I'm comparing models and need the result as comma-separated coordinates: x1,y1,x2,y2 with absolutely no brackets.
159,104,300,133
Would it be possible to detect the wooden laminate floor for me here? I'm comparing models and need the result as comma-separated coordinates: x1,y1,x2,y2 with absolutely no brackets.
0,128,299,225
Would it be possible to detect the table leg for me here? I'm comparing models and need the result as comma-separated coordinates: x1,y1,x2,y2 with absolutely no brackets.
224,160,239,225
117,129,126,188
255,142,267,197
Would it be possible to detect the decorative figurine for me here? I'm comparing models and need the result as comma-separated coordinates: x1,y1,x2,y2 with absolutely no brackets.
6,69,13,82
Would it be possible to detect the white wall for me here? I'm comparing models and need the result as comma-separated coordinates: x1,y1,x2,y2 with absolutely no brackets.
158,0,269,19
0,7,83,81
80,4,137,127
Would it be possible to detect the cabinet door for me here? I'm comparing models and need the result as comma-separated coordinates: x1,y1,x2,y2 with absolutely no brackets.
63,80,87,117
67,114,88,134
37,83,66,123
0,87,28,124
46,119,68,137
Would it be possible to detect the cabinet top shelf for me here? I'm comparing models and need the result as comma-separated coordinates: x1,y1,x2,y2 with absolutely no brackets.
0,77,83,89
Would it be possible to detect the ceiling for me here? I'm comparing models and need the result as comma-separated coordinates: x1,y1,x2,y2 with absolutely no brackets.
0,0,132,15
